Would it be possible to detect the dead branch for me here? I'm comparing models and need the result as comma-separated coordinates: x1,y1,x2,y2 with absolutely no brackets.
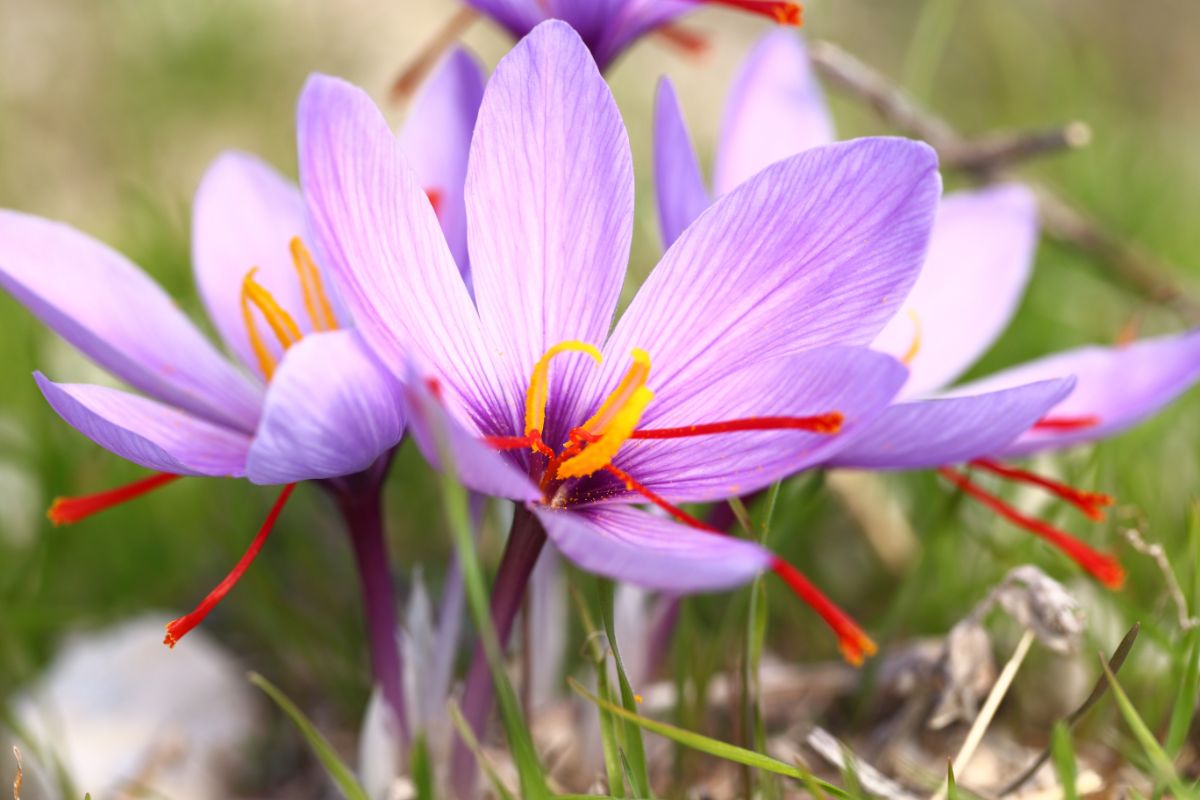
809,40,1200,323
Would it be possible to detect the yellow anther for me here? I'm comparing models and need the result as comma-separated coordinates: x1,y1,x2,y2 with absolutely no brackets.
578,348,651,437
901,308,922,367
241,268,304,380
290,237,338,332
524,341,603,438
557,385,654,479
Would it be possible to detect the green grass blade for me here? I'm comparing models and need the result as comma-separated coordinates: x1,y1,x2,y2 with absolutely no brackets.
945,760,959,800
447,699,517,800
1049,722,1077,800
1165,628,1200,759
434,466,551,799
568,677,849,798
409,734,435,800
1100,657,1194,799
248,672,368,800
570,583,627,797
598,579,653,799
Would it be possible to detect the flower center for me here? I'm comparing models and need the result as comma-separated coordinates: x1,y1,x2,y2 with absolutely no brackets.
482,340,871,663
240,236,339,380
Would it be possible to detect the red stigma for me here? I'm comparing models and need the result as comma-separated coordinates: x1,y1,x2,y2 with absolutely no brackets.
702,0,803,25
602,463,719,532
969,459,1114,521
425,188,443,218
1032,415,1101,432
47,473,182,525
771,559,877,665
164,483,296,648
630,413,843,440
655,23,712,57
938,468,1125,589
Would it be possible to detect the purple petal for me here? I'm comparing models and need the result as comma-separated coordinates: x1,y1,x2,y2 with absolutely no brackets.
543,0,636,48
590,1,694,69
34,373,250,477
397,47,486,278
467,21,633,432
952,329,1200,457
192,151,344,379
653,77,711,251
582,347,906,503
575,138,939,425
402,370,541,502
872,184,1038,398
244,331,406,484
533,504,772,592
298,74,511,435
713,30,835,195
827,378,1074,469
0,210,262,432
460,0,543,39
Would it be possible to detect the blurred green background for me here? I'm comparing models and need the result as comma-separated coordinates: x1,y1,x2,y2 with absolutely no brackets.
1,0,1199,793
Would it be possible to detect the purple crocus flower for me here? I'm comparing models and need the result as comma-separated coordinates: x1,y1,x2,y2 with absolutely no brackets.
655,29,1200,587
462,0,800,71
0,48,485,740
300,20,940,790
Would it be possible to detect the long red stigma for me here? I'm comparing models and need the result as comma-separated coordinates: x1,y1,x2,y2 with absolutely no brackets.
655,23,712,57
771,559,877,665
630,413,843,440
600,464,874,666
938,468,1125,588
969,459,1114,521
1032,415,1100,432
701,0,802,25
164,483,296,648
603,464,718,531
47,473,182,525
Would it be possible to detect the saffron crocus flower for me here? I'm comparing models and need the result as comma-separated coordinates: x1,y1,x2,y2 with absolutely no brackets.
299,20,939,789
460,0,801,71
0,48,485,743
656,29,1200,587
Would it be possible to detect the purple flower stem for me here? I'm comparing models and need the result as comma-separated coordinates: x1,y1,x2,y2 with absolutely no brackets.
451,505,547,799
324,457,410,748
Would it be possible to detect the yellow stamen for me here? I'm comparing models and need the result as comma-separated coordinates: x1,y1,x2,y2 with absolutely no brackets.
578,348,651,436
901,308,922,366
241,268,304,380
290,237,338,332
524,341,603,439
557,385,654,480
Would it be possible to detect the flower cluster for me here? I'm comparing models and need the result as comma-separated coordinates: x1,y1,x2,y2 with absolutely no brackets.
1,4,1197,794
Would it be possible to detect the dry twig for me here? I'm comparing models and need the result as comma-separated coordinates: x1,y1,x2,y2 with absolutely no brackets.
809,40,1200,322
389,7,479,103
11,748,20,800
1122,527,1199,631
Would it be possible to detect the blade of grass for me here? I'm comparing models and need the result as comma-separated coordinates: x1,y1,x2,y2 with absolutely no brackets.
1049,722,1077,800
1100,656,1194,799
945,761,959,800
409,734,434,800
569,584,626,797
1165,628,1200,759
726,497,753,535
433,434,550,799
446,699,516,800
745,482,783,800
598,579,652,798
999,622,1141,795
568,677,850,798
248,672,368,800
